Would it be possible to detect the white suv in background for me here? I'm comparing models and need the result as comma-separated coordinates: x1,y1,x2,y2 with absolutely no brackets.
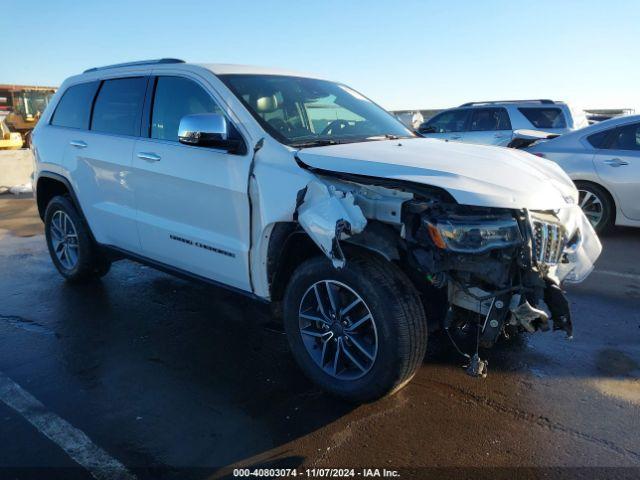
417,100,584,146
32,60,600,402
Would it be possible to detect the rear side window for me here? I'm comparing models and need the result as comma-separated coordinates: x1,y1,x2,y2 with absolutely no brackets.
50,82,99,129
425,109,469,133
91,77,147,136
586,129,611,149
469,108,512,131
608,123,640,151
518,108,567,129
151,76,223,142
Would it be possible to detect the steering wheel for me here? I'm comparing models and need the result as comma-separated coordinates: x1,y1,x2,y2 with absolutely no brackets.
321,119,350,136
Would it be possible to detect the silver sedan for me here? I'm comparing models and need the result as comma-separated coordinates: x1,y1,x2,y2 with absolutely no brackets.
527,115,640,233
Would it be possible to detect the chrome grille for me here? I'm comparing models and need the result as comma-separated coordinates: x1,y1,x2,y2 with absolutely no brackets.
531,219,564,266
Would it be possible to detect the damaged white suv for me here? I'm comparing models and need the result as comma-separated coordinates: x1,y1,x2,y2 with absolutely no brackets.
32,59,601,402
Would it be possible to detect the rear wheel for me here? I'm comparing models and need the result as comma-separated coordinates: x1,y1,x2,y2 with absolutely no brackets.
44,195,111,282
283,253,427,402
575,181,613,233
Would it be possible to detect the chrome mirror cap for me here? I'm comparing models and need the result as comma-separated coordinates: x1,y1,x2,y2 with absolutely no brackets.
178,113,228,145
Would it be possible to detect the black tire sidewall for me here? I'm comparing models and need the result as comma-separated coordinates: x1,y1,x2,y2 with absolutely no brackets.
44,196,96,281
283,255,423,402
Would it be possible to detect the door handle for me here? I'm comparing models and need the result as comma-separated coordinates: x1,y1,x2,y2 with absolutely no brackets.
604,158,629,167
69,140,87,148
450,135,462,140
137,152,161,162
494,134,504,138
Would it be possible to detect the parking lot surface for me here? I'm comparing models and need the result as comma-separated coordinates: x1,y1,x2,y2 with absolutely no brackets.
0,195,639,479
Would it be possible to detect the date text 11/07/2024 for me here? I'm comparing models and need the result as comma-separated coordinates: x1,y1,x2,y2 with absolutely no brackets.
232,468,401,477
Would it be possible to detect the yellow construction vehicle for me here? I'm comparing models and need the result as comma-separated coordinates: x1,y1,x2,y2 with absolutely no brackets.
0,119,23,149
0,84,56,147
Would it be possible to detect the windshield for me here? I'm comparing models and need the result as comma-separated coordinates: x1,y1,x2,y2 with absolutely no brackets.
219,74,414,146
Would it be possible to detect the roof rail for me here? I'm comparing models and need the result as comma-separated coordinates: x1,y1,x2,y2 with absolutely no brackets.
459,99,555,107
83,58,185,74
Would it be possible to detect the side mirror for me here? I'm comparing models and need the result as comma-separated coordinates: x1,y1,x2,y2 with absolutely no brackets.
417,123,436,134
178,113,244,153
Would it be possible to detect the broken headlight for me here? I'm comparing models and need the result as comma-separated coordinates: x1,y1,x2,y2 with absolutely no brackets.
426,217,521,253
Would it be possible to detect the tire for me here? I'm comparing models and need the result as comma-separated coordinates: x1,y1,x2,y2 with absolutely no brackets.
575,181,613,234
283,252,427,403
44,195,111,282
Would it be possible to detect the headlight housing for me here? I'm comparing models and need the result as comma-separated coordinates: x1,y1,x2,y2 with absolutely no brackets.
426,217,522,253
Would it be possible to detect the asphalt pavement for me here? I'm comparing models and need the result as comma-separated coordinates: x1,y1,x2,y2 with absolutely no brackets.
0,195,638,479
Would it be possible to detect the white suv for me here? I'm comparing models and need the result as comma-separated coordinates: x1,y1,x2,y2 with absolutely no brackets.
32,60,601,402
417,100,583,146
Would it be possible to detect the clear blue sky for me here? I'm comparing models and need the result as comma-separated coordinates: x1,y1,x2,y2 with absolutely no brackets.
2,0,638,111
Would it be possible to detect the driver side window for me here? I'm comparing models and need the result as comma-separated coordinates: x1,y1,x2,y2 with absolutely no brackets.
151,76,223,142
426,109,469,133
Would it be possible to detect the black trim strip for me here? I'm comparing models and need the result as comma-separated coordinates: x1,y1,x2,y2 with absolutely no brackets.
139,75,154,138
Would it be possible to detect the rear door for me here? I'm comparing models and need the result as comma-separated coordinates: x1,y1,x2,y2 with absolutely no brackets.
131,74,253,291
419,109,469,142
593,122,640,220
64,77,147,252
464,107,512,145
42,81,99,178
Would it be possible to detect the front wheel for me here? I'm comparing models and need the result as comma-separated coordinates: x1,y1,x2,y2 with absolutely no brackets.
283,253,427,403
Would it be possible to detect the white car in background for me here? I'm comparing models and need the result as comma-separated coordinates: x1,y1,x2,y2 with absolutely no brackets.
418,100,584,146
526,115,640,233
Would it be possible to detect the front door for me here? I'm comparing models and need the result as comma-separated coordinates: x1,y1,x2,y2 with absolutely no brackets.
131,75,253,291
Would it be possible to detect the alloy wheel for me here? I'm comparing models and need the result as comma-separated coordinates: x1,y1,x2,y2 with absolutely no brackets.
50,210,79,270
578,189,604,229
298,280,378,380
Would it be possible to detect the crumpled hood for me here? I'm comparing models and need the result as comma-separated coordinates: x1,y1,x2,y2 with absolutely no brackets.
296,138,577,210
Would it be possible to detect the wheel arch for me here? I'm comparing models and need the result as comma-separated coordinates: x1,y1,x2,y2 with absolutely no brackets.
266,223,321,303
36,173,72,220
266,222,398,303
36,172,95,233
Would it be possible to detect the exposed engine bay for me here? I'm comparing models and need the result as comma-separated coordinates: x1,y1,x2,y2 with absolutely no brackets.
293,161,602,377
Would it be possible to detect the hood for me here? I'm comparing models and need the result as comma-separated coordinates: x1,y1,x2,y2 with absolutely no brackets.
296,138,577,210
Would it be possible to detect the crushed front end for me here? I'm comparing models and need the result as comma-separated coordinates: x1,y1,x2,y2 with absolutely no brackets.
403,199,601,373
292,165,602,377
